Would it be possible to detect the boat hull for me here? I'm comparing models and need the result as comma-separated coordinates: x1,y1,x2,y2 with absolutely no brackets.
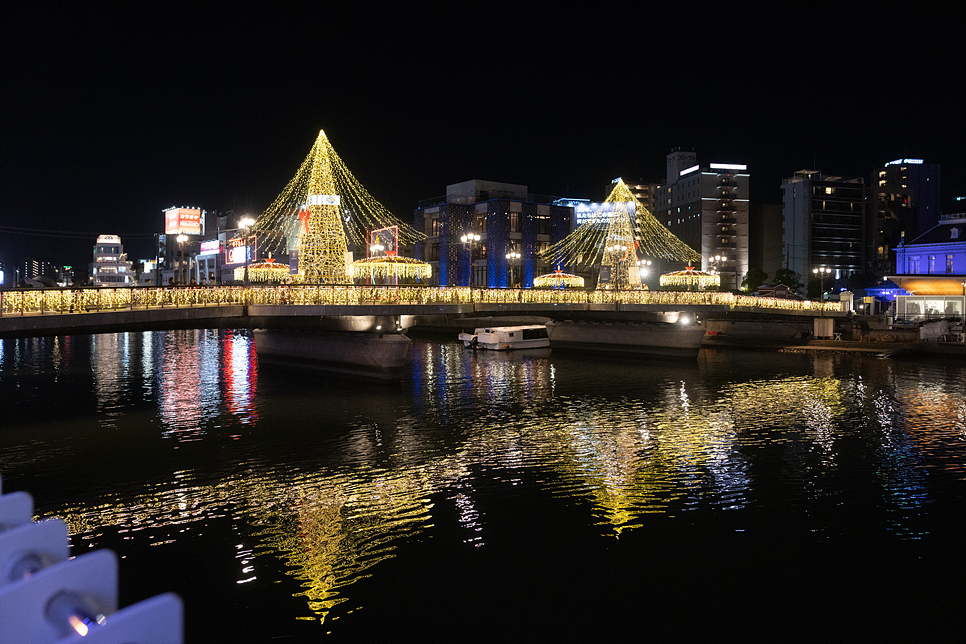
253,329,412,381
459,325,550,351
546,320,705,359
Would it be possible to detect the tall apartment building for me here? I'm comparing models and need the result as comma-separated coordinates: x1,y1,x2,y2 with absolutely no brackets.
414,179,573,287
781,170,866,282
652,149,750,289
868,158,941,278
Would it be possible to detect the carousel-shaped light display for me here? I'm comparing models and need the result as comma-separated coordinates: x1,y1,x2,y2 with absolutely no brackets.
659,267,720,291
533,270,585,289
233,258,291,283
347,256,432,282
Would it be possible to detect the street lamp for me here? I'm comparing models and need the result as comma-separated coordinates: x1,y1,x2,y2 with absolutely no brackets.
240,217,255,287
461,232,481,287
506,251,521,288
176,234,188,285
813,266,832,301
636,258,652,287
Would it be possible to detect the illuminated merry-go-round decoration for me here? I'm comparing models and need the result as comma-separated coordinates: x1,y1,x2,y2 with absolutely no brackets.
233,258,291,283
659,267,720,291
346,256,432,281
533,270,585,289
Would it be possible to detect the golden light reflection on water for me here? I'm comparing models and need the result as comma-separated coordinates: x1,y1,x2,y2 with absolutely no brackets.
9,336,962,629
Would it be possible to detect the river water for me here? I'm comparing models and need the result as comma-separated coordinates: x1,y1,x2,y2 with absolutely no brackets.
1,330,963,642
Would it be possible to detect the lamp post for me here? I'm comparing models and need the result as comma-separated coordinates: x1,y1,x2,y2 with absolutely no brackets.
813,266,831,315
506,251,520,288
636,258,652,288
461,232,480,287
240,217,255,287
176,234,188,285
369,242,385,285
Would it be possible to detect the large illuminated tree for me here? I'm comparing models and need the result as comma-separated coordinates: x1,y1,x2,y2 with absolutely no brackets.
543,179,701,286
254,129,424,283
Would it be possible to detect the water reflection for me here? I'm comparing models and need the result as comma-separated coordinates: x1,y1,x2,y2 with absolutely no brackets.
0,334,961,635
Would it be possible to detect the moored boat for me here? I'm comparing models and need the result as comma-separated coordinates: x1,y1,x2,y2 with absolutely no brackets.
458,325,550,350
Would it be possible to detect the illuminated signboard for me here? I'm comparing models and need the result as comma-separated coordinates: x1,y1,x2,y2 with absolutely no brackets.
679,164,700,176
164,207,203,235
709,163,747,171
307,194,341,206
370,225,399,257
885,158,924,166
574,202,636,227
225,237,248,265
199,240,221,256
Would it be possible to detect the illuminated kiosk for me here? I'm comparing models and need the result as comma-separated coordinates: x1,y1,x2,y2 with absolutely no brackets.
533,271,584,289
347,256,432,285
233,259,290,284
659,267,720,291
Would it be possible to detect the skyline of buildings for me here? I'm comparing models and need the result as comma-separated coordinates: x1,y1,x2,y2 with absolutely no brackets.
1,150,961,291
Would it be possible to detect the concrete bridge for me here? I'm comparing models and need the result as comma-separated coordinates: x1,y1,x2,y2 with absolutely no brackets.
0,285,843,339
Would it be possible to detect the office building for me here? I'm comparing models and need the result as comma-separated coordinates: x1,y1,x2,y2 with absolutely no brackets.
414,180,573,287
652,149,750,289
781,170,866,283
868,158,941,277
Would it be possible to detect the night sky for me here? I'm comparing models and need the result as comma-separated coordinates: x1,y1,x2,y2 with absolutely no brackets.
2,1,964,270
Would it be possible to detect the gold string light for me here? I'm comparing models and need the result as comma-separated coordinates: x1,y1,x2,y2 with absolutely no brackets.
544,179,702,279
346,256,432,281
659,268,721,291
0,285,841,314
253,130,425,284
533,272,585,289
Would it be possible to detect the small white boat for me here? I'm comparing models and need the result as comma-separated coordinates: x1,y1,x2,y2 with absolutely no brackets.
458,325,550,350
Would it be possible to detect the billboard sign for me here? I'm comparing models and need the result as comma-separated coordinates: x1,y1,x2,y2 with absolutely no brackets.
370,225,399,257
199,240,221,256
164,207,203,235
308,194,341,206
225,237,247,265
574,202,636,227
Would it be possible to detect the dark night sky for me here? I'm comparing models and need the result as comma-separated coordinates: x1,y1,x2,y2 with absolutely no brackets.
2,1,964,271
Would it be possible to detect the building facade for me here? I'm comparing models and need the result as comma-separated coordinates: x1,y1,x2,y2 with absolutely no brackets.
781,170,866,284
868,158,941,277
414,180,573,287
652,150,750,289
90,235,135,286
888,213,966,321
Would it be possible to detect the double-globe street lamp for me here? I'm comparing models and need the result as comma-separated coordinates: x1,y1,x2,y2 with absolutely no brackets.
461,232,481,287
813,266,832,315
636,258,652,288
506,251,521,288
240,217,256,288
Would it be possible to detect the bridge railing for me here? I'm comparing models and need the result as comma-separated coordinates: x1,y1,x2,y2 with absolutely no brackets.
1,285,842,316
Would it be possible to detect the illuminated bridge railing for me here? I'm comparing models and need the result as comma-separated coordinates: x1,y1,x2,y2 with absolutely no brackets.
0,285,842,316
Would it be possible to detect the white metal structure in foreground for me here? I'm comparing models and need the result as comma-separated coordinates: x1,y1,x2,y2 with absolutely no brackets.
0,472,183,643
458,325,550,350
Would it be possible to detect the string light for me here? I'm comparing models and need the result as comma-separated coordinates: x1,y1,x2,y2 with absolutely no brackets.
346,256,432,281
253,130,425,284
543,178,702,280
659,267,721,291
533,272,585,289
233,260,291,284
0,285,841,315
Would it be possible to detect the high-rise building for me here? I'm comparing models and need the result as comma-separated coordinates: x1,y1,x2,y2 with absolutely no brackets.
414,180,573,287
652,149,750,289
90,234,135,286
868,158,940,278
781,170,866,283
